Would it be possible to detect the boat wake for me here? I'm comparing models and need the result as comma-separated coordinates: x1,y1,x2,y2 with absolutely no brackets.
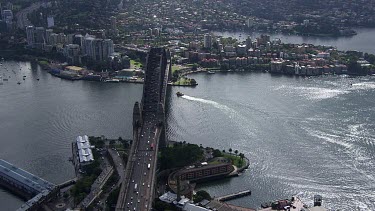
181,95,233,113
180,95,256,137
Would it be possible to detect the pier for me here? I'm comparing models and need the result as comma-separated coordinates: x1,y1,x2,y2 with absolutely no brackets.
215,189,252,202
0,159,57,211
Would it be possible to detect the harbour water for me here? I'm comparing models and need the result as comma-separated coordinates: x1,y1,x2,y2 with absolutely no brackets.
214,28,375,54
167,72,375,210
1,29,375,209
0,61,142,210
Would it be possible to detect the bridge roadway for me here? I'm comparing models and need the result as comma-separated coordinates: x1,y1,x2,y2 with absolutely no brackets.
116,48,170,211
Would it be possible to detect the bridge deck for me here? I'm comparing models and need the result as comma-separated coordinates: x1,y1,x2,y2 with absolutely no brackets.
116,48,170,211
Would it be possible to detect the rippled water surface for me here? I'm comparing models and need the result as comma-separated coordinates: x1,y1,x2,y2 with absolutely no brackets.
1,61,375,210
167,73,375,210
0,61,142,210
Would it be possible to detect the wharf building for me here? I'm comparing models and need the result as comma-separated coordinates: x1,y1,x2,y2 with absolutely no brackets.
74,135,95,166
0,159,57,211
177,163,233,181
168,162,234,198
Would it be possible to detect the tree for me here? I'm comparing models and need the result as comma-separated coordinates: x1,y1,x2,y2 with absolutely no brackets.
194,190,212,203
118,136,123,141
239,153,245,161
234,150,238,156
229,148,232,154
222,149,226,153
109,139,115,145
212,149,222,157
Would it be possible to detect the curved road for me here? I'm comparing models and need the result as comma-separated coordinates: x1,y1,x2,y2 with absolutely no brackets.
15,2,43,29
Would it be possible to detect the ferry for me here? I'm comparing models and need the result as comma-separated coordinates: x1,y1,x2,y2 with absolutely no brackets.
176,92,184,97
104,78,120,83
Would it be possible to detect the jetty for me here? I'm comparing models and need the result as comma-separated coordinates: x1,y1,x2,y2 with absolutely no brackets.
215,189,251,202
0,159,58,211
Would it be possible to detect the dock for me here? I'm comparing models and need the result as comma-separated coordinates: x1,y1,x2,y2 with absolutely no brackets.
215,189,252,202
0,159,58,211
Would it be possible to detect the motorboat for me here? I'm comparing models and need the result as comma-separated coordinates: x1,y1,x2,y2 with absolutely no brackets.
176,92,184,97
207,70,215,74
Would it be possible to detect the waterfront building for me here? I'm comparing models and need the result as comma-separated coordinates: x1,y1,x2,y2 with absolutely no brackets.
25,26,47,49
110,16,117,30
246,36,252,49
316,52,330,59
26,26,35,46
102,39,114,59
177,163,233,181
1,9,13,29
64,44,81,65
34,27,46,43
0,159,56,211
189,41,200,49
66,34,74,45
73,34,84,47
45,29,53,45
57,33,66,44
270,60,284,73
236,44,247,56
83,35,96,59
75,135,94,166
1,9,13,22
203,33,212,49
247,18,254,28
159,191,177,203
49,33,58,46
257,34,271,46
83,35,114,61
47,16,54,28
183,203,210,211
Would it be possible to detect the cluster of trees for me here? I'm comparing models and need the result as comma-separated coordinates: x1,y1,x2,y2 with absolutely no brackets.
344,51,375,75
70,149,102,204
160,143,204,170
294,24,341,36
106,187,120,210
153,198,178,211
222,148,245,160
193,190,212,203
70,161,102,204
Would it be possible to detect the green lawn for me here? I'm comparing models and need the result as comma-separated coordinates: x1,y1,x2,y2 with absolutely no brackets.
223,154,245,168
130,60,141,69
171,65,182,74
173,77,190,85
38,60,49,66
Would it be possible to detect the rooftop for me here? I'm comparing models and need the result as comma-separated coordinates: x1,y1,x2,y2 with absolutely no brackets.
0,159,55,194
76,135,94,163
180,163,231,174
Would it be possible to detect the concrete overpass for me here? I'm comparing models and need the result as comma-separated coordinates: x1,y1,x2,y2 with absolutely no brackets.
116,47,171,211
